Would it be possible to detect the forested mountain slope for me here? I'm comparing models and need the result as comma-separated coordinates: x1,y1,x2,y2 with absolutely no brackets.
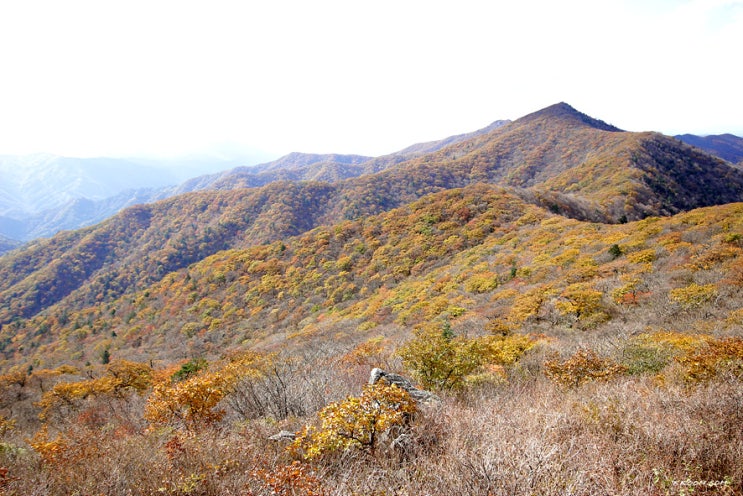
1,182,742,373
1,103,742,365
0,105,743,496
676,133,743,165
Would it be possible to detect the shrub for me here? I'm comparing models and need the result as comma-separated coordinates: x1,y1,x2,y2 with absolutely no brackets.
479,334,537,366
252,461,326,496
398,324,484,390
291,383,416,459
620,340,672,375
669,283,717,309
554,283,606,321
676,336,743,383
144,369,230,431
544,348,627,388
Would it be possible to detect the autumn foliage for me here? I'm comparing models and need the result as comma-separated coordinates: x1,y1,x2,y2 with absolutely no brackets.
291,383,417,459
0,106,742,493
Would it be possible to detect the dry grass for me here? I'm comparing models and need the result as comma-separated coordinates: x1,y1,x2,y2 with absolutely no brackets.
0,332,741,495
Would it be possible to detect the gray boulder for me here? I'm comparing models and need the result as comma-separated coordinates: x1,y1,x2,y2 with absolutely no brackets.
369,368,440,405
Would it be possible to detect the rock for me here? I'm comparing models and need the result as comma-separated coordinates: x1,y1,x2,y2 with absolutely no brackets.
369,368,440,405
268,430,296,442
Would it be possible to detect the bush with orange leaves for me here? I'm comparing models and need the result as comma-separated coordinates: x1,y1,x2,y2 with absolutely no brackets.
544,348,627,388
145,352,263,431
251,461,325,496
35,360,152,422
676,336,743,383
27,425,68,465
144,370,230,431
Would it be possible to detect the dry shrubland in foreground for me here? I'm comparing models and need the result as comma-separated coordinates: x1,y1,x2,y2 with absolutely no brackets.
0,330,741,496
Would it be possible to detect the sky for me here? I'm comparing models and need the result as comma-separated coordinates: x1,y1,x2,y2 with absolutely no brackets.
0,0,741,161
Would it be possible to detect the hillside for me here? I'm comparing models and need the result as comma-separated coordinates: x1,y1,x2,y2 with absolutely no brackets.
171,120,512,193
2,181,742,369
0,123,512,243
0,234,20,255
676,133,743,165
331,103,743,223
2,103,743,333
0,104,742,495
0,154,179,218
5,109,740,246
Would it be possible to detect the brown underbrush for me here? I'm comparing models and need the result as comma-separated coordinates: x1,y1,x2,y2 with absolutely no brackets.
0,348,740,496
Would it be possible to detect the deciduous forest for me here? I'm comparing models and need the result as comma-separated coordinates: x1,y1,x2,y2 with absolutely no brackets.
0,103,741,495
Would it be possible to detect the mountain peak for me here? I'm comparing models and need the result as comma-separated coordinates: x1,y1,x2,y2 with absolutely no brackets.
519,102,623,132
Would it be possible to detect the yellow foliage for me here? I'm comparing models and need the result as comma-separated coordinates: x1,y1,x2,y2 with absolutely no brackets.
36,359,152,420
675,336,743,383
464,271,499,294
28,424,68,465
491,288,519,301
611,276,641,304
554,283,604,319
398,324,483,390
479,334,537,366
508,284,554,324
627,248,656,264
144,370,230,431
551,248,580,267
687,243,742,271
669,283,718,308
636,330,713,353
0,415,15,437
291,383,416,459
726,308,743,327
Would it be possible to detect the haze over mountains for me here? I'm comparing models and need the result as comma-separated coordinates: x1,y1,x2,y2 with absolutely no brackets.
675,133,743,166
2,106,740,249
0,152,268,242
0,121,511,244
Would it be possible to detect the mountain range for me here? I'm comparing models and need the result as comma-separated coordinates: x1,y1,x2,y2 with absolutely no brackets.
0,102,742,369
3,110,741,249
1,102,742,495
0,153,265,242
675,133,743,165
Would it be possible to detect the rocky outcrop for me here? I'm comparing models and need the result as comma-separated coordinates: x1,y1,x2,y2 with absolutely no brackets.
269,368,438,442
268,430,296,442
369,368,439,405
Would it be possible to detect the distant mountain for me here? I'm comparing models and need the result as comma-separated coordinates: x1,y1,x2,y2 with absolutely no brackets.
170,120,512,194
0,123,513,242
0,154,256,241
328,102,743,222
0,234,20,255
0,155,178,216
2,102,743,334
3,188,166,241
675,133,743,165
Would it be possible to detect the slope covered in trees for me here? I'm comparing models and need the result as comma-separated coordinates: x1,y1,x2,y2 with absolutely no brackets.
2,182,742,373
0,103,742,494
2,103,743,337
0,184,741,494
676,133,743,165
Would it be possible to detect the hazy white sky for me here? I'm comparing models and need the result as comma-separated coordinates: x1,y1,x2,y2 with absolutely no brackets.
0,0,741,160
